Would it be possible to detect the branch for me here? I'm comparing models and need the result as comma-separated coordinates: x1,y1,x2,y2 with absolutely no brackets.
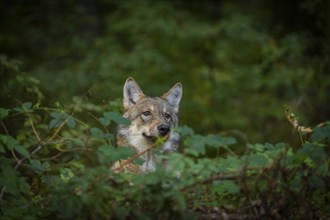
112,134,169,173
181,166,263,192
112,144,157,172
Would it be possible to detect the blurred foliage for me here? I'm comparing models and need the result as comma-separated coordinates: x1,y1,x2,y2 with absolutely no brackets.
1,0,329,143
0,100,329,219
0,0,330,218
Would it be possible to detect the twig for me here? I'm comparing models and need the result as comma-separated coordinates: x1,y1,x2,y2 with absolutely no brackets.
181,166,262,192
1,90,91,199
112,134,169,172
0,121,9,135
112,143,158,172
88,112,112,146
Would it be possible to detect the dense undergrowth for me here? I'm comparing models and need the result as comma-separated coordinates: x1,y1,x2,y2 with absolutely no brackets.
0,97,329,219
1,1,330,219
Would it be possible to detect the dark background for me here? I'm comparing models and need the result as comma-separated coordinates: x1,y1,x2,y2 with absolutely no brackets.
1,0,329,143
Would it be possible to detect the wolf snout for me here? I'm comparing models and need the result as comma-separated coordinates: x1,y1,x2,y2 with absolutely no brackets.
157,124,170,137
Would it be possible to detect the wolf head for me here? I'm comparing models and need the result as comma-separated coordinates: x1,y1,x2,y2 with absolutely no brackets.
117,77,182,169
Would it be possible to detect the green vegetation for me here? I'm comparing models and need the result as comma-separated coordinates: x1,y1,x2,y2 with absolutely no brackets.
1,0,329,219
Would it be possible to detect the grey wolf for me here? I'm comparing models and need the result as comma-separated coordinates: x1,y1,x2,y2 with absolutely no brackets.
113,77,182,173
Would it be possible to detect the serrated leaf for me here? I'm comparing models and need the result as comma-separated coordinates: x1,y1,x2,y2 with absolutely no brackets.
90,127,113,140
13,145,30,157
0,164,20,195
0,108,9,118
30,159,43,171
184,134,206,156
90,127,104,138
60,168,75,182
213,180,239,195
311,122,330,142
242,154,269,167
50,111,63,119
98,145,135,162
206,135,237,148
176,125,194,137
0,134,19,150
67,117,76,128
103,112,130,125
99,117,111,126
29,160,49,172
22,102,33,110
49,118,63,129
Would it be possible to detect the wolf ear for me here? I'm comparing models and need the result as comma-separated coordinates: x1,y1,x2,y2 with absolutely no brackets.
162,83,182,113
123,77,145,111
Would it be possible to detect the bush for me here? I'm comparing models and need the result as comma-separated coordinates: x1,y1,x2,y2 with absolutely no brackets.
0,98,329,219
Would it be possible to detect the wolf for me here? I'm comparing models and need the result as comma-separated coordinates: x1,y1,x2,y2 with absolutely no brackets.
113,77,182,173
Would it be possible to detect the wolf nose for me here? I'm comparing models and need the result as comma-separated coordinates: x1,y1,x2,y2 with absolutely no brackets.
158,124,170,137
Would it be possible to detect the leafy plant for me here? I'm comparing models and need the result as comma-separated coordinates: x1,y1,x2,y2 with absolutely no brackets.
0,99,329,219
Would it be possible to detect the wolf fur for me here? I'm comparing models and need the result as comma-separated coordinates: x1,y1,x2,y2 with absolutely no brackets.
114,77,182,173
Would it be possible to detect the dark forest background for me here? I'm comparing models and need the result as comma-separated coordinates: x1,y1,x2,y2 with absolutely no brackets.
1,1,330,219
1,0,329,142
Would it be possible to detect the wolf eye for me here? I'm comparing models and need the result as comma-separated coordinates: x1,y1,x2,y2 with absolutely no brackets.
164,113,171,120
142,111,151,116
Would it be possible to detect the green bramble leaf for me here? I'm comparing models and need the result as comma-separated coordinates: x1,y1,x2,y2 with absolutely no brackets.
213,180,240,195
311,121,330,142
67,117,76,128
30,159,50,172
98,144,135,163
176,125,194,137
0,108,9,118
49,111,66,128
241,154,269,167
90,127,113,140
0,134,29,157
102,112,131,125
13,102,33,112
13,145,30,157
60,168,75,182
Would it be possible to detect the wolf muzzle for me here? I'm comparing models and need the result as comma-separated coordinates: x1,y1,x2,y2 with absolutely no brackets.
158,124,170,137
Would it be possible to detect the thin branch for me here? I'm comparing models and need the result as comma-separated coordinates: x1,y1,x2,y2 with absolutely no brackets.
88,112,112,146
0,120,9,135
47,89,91,143
112,143,158,172
181,166,262,192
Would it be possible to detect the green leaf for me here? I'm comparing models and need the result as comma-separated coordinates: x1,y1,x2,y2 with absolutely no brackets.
176,125,194,137
50,111,63,119
90,127,113,140
67,117,77,128
242,154,269,167
99,117,111,126
103,112,131,125
13,145,30,157
0,134,28,157
0,144,5,153
0,164,21,195
184,134,206,156
205,135,237,148
30,159,49,172
98,145,135,162
213,180,239,195
49,118,63,129
60,168,75,182
90,127,104,138
49,111,66,128
0,108,9,118
22,102,33,110
13,102,33,112
311,122,330,142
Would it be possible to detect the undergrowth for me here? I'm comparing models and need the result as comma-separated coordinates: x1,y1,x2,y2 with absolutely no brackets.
0,98,329,219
